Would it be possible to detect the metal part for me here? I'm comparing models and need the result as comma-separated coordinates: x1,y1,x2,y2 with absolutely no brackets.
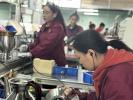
3,77,11,97
0,57,33,98
0,31,15,61
6,78,41,100
0,57,32,76
33,73,93,91
45,87,65,100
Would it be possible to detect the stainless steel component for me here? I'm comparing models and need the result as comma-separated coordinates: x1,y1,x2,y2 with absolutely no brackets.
0,70,15,98
19,44,28,52
3,77,11,97
0,76,10,98
33,73,92,91
0,57,32,75
6,78,42,100
0,31,15,61
0,35,15,51
45,87,65,100
6,91,15,100
0,57,33,99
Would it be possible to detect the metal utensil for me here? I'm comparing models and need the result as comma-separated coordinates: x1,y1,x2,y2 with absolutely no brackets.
6,78,42,100
45,87,65,100
0,25,17,61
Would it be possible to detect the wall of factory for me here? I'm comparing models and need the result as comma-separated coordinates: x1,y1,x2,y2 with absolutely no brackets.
61,9,128,30
0,2,128,30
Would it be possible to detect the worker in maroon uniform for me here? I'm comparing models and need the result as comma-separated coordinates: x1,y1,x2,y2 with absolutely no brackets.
96,22,105,33
89,23,96,30
29,2,66,66
64,30,133,100
66,12,83,38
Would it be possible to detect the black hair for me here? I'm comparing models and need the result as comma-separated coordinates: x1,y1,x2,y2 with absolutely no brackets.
105,28,108,30
89,24,96,30
44,2,66,32
72,30,133,54
108,40,133,52
100,22,105,27
70,11,80,21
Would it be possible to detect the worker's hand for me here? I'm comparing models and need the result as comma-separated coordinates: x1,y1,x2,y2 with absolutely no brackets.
63,86,73,96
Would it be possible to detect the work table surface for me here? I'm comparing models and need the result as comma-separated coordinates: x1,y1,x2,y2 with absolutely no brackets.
32,73,94,92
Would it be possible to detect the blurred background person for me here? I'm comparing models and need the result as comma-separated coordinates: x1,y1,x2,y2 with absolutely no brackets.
66,11,83,38
89,23,96,30
103,28,109,36
96,22,105,34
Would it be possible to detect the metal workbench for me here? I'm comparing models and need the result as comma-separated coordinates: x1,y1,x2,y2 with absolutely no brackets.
32,73,94,92
0,57,32,76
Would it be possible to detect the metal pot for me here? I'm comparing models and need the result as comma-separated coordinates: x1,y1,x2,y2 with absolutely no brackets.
6,78,42,100
0,32,15,61
1,25,17,52
0,32,15,51
0,25,17,61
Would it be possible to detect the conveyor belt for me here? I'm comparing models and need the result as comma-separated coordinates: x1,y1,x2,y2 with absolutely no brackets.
33,73,94,92
0,57,33,75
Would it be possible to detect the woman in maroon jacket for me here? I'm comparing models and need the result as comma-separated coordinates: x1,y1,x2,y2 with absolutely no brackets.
64,30,133,100
66,12,83,38
29,2,66,66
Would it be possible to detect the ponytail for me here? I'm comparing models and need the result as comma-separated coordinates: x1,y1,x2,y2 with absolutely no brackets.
108,40,133,52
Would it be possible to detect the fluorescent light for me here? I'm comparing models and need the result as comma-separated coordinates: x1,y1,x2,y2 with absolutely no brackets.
21,4,28,8
36,9,40,11
84,12,99,16
77,9,98,13
59,0,81,8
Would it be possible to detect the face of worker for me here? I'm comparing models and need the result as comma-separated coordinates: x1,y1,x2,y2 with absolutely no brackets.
92,27,95,30
70,16,78,26
90,27,95,30
75,50,94,71
100,26,104,31
43,6,56,22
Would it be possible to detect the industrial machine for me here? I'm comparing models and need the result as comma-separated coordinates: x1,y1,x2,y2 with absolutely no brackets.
118,17,133,49
0,25,16,62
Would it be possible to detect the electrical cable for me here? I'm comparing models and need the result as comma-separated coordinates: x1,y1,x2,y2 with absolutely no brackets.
33,64,65,87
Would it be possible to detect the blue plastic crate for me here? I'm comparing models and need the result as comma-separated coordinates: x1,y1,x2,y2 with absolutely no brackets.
66,67,78,77
83,72,94,85
53,66,66,75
